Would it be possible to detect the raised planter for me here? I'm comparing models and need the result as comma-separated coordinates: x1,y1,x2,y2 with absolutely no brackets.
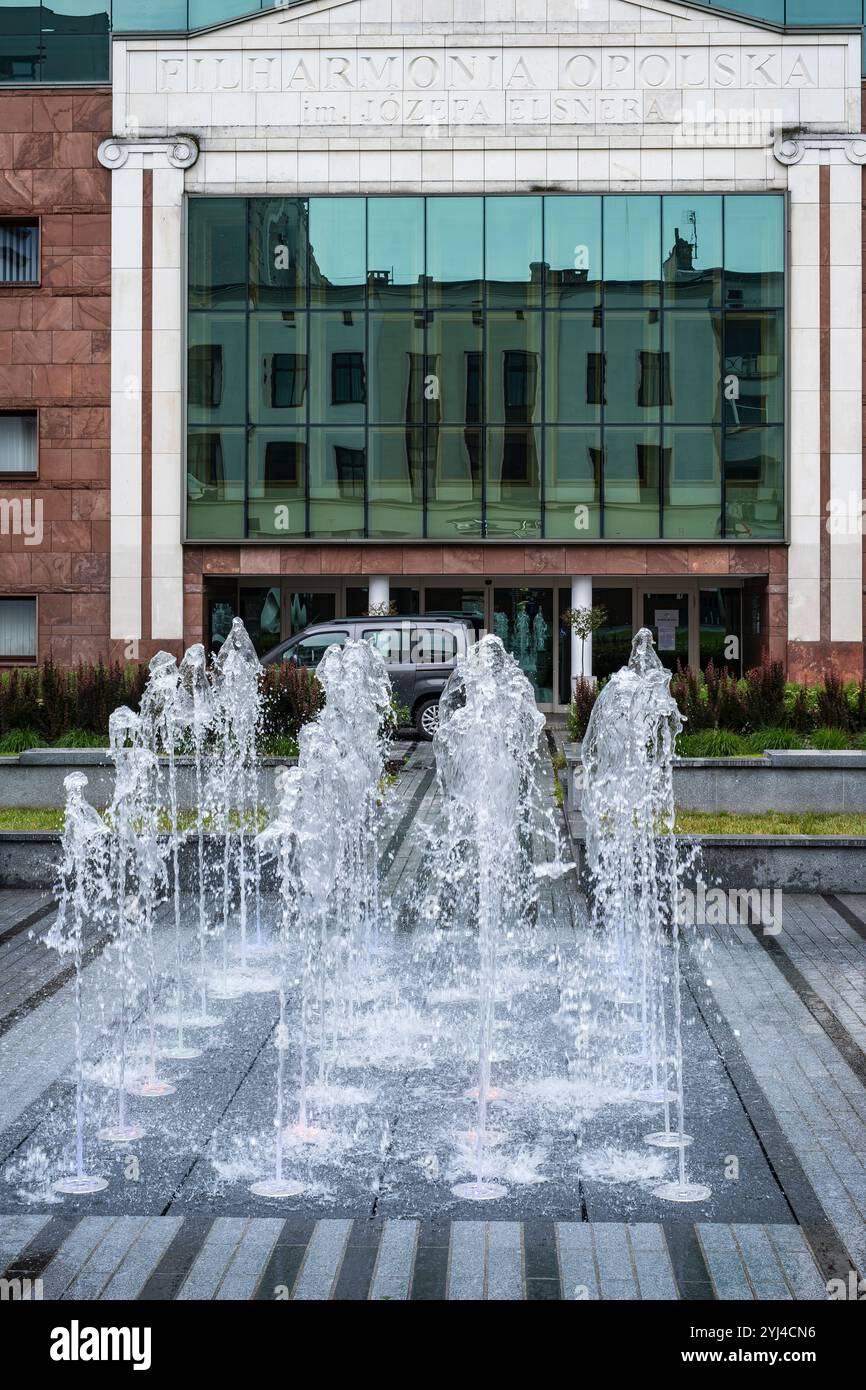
0,750,297,812
563,743,866,814
566,827,866,893
0,831,281,891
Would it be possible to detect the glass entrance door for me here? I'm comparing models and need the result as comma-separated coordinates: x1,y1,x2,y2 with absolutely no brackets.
283,588,338,638
492,587,554,705
640,590,692,673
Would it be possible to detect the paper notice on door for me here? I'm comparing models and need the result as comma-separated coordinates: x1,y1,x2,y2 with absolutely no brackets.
654,608,679,652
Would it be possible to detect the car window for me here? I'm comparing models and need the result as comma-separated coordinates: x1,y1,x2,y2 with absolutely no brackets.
289,631,350,667
361,628,406,662
411,627,460,664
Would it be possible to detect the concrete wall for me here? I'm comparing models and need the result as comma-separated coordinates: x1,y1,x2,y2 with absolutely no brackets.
0,749,296,810
565,745,866,814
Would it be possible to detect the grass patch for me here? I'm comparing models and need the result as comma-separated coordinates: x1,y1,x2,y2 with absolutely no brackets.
676,729,751,758
810,726,850,750
0,807,66,831
0,728,45,755
675,811,866,836
52,729,107,749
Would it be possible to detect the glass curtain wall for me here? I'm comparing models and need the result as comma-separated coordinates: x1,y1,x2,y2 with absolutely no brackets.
186,194,785,543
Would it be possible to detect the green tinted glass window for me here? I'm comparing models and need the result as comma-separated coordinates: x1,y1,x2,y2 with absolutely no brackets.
249,198,307,309
368,428,424,538
724,196,784,308
544,196,602,308
189,199,247,310
187,194,784,542
664,428,722,539
309,198,365,307
603,197,660,307
667,310,722,423
662,195,722,306
248,427,306,539
485,196,542,307
604,428,662,538
544,427,601,538
368,198,424,309
427,198,483,308
725,426,784,538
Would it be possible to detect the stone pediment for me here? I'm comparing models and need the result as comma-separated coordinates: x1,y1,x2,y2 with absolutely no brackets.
115,0,861,138
187,0,824,41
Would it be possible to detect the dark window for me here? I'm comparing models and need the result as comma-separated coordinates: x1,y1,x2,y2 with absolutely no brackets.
638,351,671,407
334,445,365,496
264,441,303,486
587,353,605,406
465,352,483,423
503,351,538,422
271,353,307,408
189,432,224,485
0,597,36,661
188,344,223,408
331,351,366,405
0,221,38,283
0,412,37,474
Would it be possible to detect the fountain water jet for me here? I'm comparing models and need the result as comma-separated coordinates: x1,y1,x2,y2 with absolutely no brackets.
580,627,710,1203
49,773,111,1195
434,634,544,1202
251,638,392,1197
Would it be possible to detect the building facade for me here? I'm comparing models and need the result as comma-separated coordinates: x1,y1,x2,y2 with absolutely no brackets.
1,0,865,710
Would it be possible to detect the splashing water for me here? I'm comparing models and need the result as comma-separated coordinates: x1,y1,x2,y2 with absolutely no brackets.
434,634,544,1202
47,773,111,1194
251,637,392,1197
576,627,711,1203
31,617,709,1214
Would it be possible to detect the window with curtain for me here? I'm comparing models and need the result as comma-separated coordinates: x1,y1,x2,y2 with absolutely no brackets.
333,445,365,496
271,353,307,409
188,344,223,408
264,440,302,486
638,351,672,407
0,222,38,284
331,352,366,406
0,598,36,660
503,351,539,422
0,414,37,474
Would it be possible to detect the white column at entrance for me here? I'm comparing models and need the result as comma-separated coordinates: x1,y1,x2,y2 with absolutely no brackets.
570,575,593,687
368,575,391,612
97,135,199,649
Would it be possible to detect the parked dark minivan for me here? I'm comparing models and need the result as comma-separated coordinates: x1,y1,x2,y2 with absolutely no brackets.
260,615,477,738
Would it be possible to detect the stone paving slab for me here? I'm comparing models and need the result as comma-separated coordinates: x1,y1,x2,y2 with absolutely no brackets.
0,1216,828,1300
697,1224,828,1301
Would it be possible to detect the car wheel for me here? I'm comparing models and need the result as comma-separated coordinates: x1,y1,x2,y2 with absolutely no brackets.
416,698,440,740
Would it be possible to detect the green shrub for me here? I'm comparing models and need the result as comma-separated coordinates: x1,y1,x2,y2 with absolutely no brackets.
816,671,853,732
671,662,747,732
259,663,325,745
566,676,598,743
676,729,748,758
811,726,849,750
742,661,787,730
0,727,45,754
0,661,147,742
785,682,816,735
52,728,107,749
260,734,300,758
745,726,804,753
671,665,712,731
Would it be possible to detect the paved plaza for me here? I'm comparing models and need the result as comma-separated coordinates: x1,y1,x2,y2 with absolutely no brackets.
1,747,865,1300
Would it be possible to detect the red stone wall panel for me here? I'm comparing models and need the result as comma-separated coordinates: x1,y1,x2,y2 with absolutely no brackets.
0,89,111,666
